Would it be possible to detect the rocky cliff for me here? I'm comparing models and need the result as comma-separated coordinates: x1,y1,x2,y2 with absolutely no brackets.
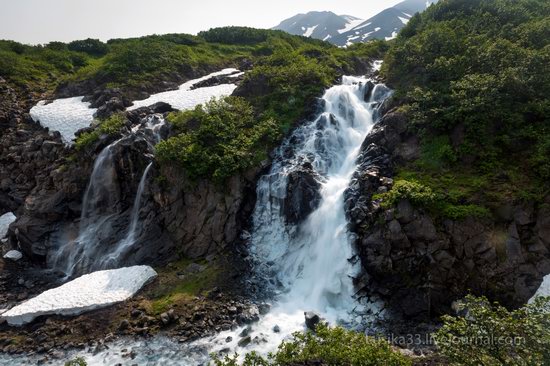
345,108,550,319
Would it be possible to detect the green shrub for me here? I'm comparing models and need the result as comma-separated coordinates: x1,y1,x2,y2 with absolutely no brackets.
156,97,280,183
435,295,550,365
74,113,126,151
212,324,411,366
382,0,550,185
376,179,437,208
65,357,87,366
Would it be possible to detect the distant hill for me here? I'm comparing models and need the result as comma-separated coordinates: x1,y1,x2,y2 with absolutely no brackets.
273,0,437,46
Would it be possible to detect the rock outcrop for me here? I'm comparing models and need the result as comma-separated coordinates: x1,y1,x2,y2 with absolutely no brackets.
283,162,322,225
345,109,550,319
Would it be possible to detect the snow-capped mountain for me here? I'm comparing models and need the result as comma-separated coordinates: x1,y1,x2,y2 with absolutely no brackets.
273,0,437,46
272,11,364,43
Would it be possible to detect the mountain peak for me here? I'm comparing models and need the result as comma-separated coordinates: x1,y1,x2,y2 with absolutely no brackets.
274,0,437,46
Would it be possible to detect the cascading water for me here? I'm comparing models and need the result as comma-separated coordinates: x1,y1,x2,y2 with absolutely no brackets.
203,75,393,357
102,161,153,268
3,72,393,366
50,116,166,276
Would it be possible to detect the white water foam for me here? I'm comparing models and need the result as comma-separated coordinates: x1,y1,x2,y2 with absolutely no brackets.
196,76,393,358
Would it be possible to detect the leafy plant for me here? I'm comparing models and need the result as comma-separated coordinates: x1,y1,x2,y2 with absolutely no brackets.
435,295,550,365
156,97,280,183
212,324,411,366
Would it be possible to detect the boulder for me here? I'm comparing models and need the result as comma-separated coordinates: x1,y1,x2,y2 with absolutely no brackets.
0,212,16,239
3,250,22,261
304,311,321,331
283,163,322,225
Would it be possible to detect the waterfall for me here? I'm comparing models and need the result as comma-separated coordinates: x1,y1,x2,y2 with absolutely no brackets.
50,116,166,276
205,75,393,356
102,161,153,268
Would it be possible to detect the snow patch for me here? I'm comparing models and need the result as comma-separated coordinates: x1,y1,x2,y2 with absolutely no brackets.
323,35,332,41
128,69,239,111
30,97,97,145
398,16,410,24
385,31,398,41
375,27,381,32
354,22,372,31
529,275,550,303
303,25,318,37
0,212,16,239
3,250,22,261
337,18,365,34
1,266,157,326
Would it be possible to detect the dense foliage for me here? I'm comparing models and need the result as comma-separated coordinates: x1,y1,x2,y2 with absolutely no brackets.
212,324,411,366
156,97,279,182
381,0,550,211
435,295,550,365
75,113,126,151
375,179,490,220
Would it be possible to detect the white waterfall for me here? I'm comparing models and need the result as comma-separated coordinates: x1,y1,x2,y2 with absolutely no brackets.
50,117,165,276
204,75,393,356
102,161,154,268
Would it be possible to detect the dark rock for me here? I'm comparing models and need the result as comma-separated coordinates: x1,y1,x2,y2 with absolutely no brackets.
364,81,375,102
283,162,322,225
304,311,321,331
237,336,251,348
118,320,130,331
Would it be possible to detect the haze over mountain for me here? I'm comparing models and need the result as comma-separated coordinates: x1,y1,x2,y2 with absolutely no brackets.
273,0,437,46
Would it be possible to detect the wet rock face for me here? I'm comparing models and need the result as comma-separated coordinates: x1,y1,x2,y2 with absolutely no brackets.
345,108,550,320
151,163,259,259
283,162,322,225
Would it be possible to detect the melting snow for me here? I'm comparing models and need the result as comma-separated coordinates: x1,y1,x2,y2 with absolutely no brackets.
529,275,550,303
338,18,365,34
303,25,318,37
385,31,398,41
3,250,22,261
1,266,157,326
30,97,97,145
354,22,373,31
128,69,239,111
0,212,16,239
398,16,410,24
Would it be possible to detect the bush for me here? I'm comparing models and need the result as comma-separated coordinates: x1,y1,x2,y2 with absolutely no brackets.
434,295,550,365
65,357,87,366
156,97,280,183
377,179,437,208
212,324,411,366
74,113,126,151
382,0,550,186
68,38,109,56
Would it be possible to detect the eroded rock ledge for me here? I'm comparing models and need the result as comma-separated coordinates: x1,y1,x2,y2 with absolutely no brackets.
345,109,550,319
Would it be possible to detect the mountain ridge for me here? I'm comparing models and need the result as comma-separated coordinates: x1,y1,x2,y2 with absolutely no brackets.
273,0,437,46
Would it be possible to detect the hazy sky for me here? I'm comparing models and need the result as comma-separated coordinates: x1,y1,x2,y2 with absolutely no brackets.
0,0,403,44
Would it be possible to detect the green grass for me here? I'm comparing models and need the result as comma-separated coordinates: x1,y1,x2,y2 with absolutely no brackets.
146,258,220,315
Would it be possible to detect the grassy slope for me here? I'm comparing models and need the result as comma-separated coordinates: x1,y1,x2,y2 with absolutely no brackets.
380,0,550,217
8,27,386,182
